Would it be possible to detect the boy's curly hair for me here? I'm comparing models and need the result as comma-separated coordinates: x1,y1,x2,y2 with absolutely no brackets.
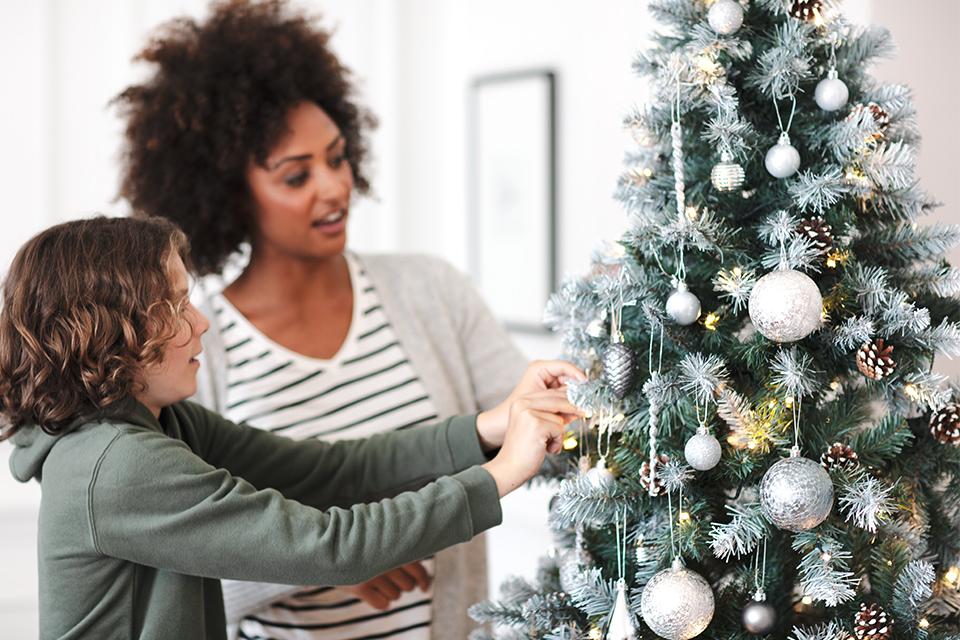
114,0,376,276
0,217,191,440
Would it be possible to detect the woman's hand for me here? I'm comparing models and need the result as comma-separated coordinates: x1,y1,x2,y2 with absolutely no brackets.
481,388,583,497
341,561,432,610
475,360,585,451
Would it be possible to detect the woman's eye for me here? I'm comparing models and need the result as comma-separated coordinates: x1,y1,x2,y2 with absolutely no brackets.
331,153,347,168
284,171,309,187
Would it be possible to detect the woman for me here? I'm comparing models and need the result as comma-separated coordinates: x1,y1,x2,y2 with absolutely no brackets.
1,216,580,640
114,1,528,638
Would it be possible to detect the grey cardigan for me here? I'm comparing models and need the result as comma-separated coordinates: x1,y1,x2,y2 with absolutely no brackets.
193,253,527,638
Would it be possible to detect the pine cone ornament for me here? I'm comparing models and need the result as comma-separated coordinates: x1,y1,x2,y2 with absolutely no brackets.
820,442,860,470
789,0,824,21
797,216,834,255
854,602,893,640
848,102,891,142
602,341,636,399
929,403,960,446
640,454,670,496
856,339,896,380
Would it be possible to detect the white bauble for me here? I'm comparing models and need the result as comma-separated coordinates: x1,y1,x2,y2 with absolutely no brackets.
684,427,722,471
759,453,834,532
640,559,715,640
707,0,744,36
748,267,822,342
815,69,849,112
666,282,701,326
764,132,801,179
741,597,777,635
585,458,615,489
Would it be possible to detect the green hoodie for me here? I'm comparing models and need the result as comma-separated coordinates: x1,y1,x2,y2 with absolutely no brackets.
8,399,501,640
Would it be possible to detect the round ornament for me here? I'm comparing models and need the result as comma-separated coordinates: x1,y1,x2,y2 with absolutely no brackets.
708,0,744,36
815,69,849,112
603,341,636,399
711,150,746,192
684,426,722,471
759,451,834,532
742,592,777,635
667,282,702,326
748,267,822,342
558,548,592,594
640,559,715,640
929,403,960,446
586,458,615,490
764,132,801,179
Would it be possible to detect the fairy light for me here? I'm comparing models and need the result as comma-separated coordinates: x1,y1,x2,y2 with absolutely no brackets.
825,248,850,269
830,378,841,391
562,435,579,451
679,511,691,524
589,626,603,640
944,566,960,589
784,396,795,409
801,596,813,605
703,311,720,331
685,205,700,221
820,551,832,562
904,384,921,401
919,618,930,630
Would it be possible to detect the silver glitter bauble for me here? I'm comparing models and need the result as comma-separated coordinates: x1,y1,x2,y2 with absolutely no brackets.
640,559,715,640
607,579,638,640
815,69,849,112
742,596,777,635
748,267,822,342
707,0,744,35
666,282,701,326
759,452,834,532
603,341,636,399
586,458,615,490
711,151,746,192
764,132,801,178
684,426,722,471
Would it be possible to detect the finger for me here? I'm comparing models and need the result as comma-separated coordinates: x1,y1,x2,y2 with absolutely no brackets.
401,561,432,591
520,392,584,417
356,585,390,610
525,408,567,427
371,575,401,601
534,360,587,388
386,567,416,592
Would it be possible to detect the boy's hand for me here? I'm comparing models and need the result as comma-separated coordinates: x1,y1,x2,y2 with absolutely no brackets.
476,360,585,451
481,389,582,497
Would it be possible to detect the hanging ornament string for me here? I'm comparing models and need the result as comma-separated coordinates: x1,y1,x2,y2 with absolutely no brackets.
666,485,679,561
671,75,687,230
614,506,628,583
772,92,797,137
791,394,803,454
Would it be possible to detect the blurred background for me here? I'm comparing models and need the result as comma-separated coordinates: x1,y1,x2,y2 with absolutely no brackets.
0,1,956,635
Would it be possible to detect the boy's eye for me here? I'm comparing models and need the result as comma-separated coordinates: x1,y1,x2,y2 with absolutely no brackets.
284,171,309,187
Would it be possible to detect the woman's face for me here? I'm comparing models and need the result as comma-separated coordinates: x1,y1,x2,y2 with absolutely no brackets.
137,251,209,415
246,101,355,261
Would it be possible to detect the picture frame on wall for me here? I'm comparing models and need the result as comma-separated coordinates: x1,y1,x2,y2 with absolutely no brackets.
468,69,557,332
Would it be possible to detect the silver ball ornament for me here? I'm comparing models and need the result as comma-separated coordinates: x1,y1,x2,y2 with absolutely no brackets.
585,458,615,490
764,132,801,179
684,426,722,471
666,282,701,326
815,69,849,112
558,548,592,594
707,0,744,36
640,559,715,640
748,266,822,343
759,452,834,532
711,149,746,192
742,593,777,635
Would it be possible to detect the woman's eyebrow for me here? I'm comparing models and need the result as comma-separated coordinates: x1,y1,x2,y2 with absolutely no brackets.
269,154,312,170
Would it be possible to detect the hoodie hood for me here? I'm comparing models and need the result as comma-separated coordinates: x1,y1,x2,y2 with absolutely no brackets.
8,399,161,483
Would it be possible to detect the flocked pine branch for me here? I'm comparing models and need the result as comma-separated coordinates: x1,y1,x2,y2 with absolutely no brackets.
788,167,849,214
789,621,847,640
838,474,895,534
922,319,960,359
892,560,935,630
770,346,823,398
833,316,876,352
709,501,768,560
713,266,757,313
858,223,960,266
678,352,728,405
793,532,860,607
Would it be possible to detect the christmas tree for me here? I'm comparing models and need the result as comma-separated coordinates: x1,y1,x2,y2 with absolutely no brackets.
471,1,960,639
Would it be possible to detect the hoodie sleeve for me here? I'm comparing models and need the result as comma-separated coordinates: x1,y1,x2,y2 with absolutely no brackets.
87,426,501,586
173,401,490,508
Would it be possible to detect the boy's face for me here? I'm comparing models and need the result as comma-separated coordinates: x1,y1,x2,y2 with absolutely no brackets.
136,252,209,416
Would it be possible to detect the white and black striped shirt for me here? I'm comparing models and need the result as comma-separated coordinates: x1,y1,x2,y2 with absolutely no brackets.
215,253,437,640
